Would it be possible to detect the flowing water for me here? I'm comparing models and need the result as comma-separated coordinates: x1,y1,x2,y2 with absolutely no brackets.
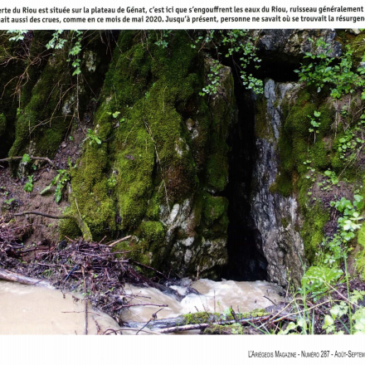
0,279,284,335
0,281,120,335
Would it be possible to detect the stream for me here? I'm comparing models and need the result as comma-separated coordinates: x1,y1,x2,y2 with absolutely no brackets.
0,279,284,335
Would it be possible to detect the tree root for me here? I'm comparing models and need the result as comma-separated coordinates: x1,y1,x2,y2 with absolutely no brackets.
0,156,55,167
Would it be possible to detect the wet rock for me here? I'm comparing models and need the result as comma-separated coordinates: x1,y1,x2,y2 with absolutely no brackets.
253,29,342,61
251,79,305,287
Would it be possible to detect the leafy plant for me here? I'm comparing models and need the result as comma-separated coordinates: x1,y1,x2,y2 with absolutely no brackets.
308,110,321,142
107,177,117,188
302,266,342,300
323,170,339,185
21,153,31,164
200,59,223,96
7,30,28,42
68,30,83,76
40,168,71,203
353,306,365,334
316,196,365,268
107,111,121,119
155,30,171,49
155,30,263,96
46,30,83,76
83,129,102,146
321,290,365,334
295,38,365,99
46,30,67,50
3,198,16,206
24,175,34,193
278,317,309,335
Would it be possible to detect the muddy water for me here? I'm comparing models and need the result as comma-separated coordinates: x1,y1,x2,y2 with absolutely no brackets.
0,281,120,335
122,279,283,323
0,279,283,334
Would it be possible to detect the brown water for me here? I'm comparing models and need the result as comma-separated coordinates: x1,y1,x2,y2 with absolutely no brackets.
0,281,120,335
0,279,283,335
122,279,283,323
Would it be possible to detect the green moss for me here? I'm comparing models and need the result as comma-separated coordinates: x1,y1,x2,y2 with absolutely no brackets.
270,172,293,197
275,85,345,264
0,114,6,136
19,31,53,108
184,312,216,324
350,34,365,66
66,143,116,240
206,153,228,192
184,308,267,328
311,140,329,170
8,31,111,168
139,221,165,245
330,153,344,172
68,31,232,259
255,98,274,141
9,48,70,161
301,202,329,262
355,223,365,280
205,68,235,192
137,221,166,267
240,308,268,318
285,90,316,137
145,195,161,221
59,218,82,240
317,103,335,135
203,195,228,226
0,34,29,158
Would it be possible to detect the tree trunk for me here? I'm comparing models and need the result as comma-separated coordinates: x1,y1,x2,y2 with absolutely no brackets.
0,268,52,288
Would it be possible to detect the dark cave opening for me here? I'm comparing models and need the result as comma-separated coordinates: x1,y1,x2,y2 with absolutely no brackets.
221,61,268,281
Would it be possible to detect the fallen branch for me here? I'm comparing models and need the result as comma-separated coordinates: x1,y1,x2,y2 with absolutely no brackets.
0,268,52,288
107,235,131,247
114,303,168,311
119,327,160,335
13,211,76,220
136,308,164,335
130,259,168,279
125,313,271,331
158,315,273,334
0,156,55,167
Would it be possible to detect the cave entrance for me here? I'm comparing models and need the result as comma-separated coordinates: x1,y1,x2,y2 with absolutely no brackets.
222,64,268,281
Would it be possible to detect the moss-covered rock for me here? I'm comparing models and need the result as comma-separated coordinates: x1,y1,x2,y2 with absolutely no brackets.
0,32,32,158
356,219,365,280
8,31,111,171
64,31,236,277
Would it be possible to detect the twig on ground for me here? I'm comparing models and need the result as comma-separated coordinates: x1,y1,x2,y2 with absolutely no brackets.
107,235,131,247
0,156,55,167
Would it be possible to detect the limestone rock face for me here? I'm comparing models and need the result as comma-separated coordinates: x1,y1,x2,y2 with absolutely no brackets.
251,80,305,287
6,29,365,286
158,61,235,277
253,29,342,60
64,33,236,278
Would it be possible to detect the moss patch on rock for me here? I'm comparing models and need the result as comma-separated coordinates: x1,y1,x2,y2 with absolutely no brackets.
63,31,235,276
